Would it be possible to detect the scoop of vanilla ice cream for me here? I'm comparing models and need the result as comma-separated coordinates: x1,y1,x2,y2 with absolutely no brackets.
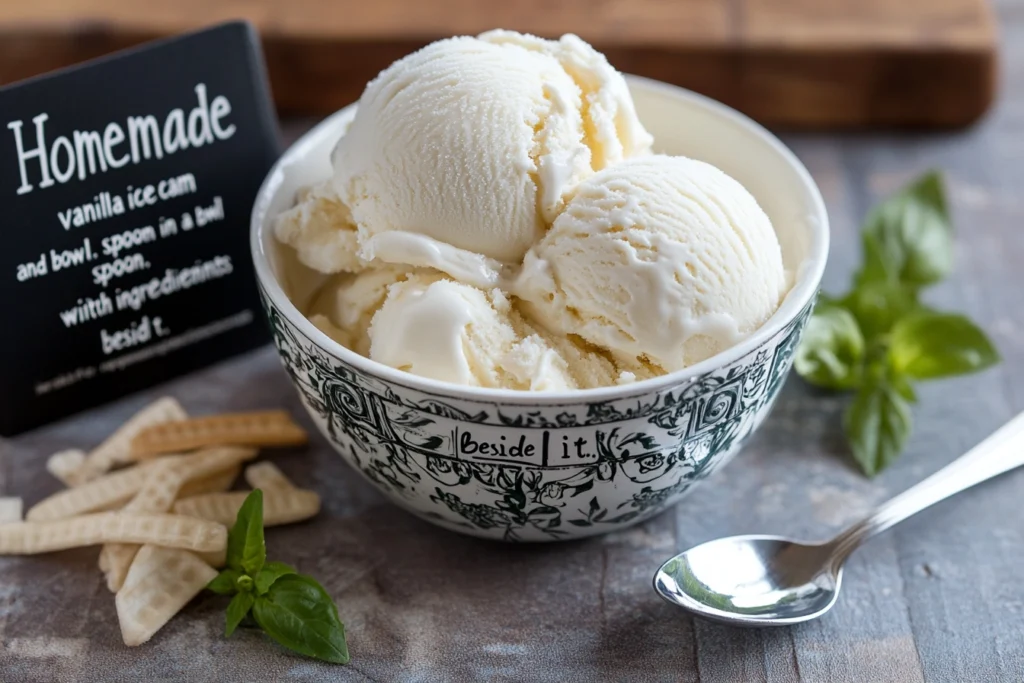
309,314,354,349
477,30,652,170
308,265,434,356
333,31,652,265
501,304,654,389
368,279,576,390
541,332,659,388
516,155,787,371
274,182,363,273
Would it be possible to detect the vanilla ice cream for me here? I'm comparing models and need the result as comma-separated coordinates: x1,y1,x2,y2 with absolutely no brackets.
368,278,576,390
275,181,362,273
308,266,433,356
515,155,787,371
275,31,789,392
332,31,652,266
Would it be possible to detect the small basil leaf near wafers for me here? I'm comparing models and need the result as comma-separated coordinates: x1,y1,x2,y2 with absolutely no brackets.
253,573,349,664
226,489,265,575
256,561,297,596
207,568,242,596
225,591,256,637
208,489,348,663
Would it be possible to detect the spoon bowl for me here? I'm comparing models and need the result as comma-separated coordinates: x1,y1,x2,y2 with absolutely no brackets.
654,535,843,626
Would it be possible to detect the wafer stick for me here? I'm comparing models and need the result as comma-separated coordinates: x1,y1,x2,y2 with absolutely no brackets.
0,513,226,554
100,461,186,592
93,500,132,513
194,546,227,568
177,467,239,498
46,450,86,486
127,460,186,513
116,545,217,646
243,462,295,490
69,398,188,485
99,448,256,591
173,488,320,527
131,411,307,457
178,447,258,482
0,498,23,524
28,448,256,523
97,448,253,593
27,460,163,522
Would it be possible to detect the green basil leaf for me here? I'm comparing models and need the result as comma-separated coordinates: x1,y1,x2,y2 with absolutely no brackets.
794,299,865,389
843,371,913,476
288,575,343,622
252,574,349,664
854,231,895,290
889,372,918,404
889,312,1000,380
207,568,242,596
860,171,952,288
227,489,265,576
841,278,919,340
226,591,255,637
256,561,297,596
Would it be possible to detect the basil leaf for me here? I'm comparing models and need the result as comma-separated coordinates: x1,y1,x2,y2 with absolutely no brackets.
860,171,952,288
227,489,265,576
225,591,255,637
889,312,1000,380
854,231,894,289
252,574,349,664
256,561,297,596
843,370,913,476
889,372,918,404
207,568,242,596
794,299,865,389
842,278,919,340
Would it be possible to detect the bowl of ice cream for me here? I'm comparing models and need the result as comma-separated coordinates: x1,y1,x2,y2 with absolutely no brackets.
251,32,829,541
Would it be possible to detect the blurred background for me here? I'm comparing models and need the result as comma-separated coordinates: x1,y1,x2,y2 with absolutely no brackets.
0,0,1000,129
2,4,1024,680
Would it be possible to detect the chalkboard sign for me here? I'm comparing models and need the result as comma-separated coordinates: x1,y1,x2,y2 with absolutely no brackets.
0,22,280,436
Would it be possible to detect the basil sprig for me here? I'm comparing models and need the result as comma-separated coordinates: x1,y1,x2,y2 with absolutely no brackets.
795,172,999,476
206,490,350,664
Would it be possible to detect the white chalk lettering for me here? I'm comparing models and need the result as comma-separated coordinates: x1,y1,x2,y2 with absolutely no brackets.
103,123,129,169
72,129,107,180
7,84,237,195
128,115,163,162
8,114,55,194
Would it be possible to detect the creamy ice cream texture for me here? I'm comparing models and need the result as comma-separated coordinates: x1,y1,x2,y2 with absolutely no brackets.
516,155,786,372
369,278,578,391
275,30,788,391
277,30,652,271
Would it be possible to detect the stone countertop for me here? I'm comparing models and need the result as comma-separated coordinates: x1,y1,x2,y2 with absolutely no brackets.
3,1,1024,679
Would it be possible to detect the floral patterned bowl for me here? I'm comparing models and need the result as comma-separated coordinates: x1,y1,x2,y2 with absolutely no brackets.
251,77,829,541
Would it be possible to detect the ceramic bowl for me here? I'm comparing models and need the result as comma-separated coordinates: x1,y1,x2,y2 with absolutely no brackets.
251,77,829,541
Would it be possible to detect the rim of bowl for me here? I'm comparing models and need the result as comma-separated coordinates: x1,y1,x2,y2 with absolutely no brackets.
251,75,830,405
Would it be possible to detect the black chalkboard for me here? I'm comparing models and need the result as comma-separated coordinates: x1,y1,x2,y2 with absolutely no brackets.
0,22,280,436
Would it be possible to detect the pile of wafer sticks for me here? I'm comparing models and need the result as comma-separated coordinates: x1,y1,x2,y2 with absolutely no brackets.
0,397,320,646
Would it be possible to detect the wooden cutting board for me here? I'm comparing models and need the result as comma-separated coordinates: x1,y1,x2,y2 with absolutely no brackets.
0,0,998,128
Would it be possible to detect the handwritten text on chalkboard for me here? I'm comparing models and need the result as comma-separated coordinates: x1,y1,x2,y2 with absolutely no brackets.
8,84,235,195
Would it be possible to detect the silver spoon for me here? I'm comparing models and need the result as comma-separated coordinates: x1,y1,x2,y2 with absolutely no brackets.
654,410,1024,626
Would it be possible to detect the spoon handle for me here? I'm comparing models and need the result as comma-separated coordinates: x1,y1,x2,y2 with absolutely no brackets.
831,410,1024,561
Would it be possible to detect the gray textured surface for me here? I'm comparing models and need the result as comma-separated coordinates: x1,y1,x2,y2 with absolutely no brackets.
3,3,1024,681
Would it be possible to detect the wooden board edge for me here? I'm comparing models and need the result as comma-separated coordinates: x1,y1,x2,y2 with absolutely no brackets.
0,29,999,129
